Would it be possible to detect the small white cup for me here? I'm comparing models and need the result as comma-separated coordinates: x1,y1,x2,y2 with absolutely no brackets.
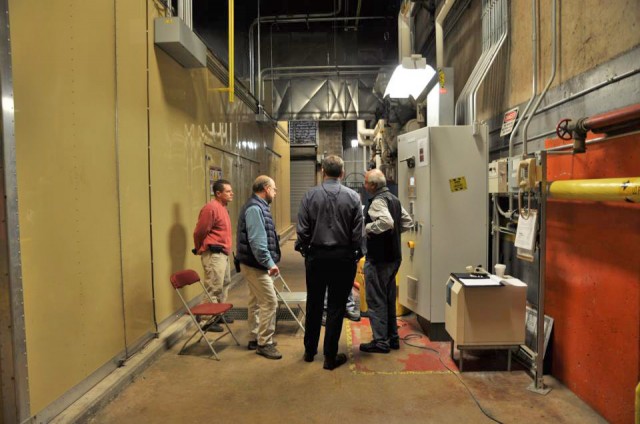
494,264,506,277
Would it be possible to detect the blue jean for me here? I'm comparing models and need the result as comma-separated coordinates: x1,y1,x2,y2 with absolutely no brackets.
363,259,401,349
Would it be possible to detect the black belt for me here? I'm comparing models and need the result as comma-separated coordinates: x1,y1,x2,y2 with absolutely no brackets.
208,245,228,255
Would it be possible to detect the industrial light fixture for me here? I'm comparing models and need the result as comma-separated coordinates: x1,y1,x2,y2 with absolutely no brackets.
351,139,359,148
384,55,436,99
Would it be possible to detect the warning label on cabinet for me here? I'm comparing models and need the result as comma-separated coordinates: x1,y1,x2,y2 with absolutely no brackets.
449,177,468,192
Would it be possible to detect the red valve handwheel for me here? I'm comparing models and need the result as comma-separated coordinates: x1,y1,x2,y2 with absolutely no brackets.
556,118,573,140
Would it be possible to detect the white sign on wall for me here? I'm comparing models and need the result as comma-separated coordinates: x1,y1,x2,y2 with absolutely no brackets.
500,107,520,137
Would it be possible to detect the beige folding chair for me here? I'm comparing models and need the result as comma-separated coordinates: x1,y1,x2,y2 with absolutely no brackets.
272,273,306,332
170,269,239,360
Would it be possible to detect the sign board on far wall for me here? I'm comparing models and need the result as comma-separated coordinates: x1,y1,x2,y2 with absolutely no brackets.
500,107,519,137
209,166,223,196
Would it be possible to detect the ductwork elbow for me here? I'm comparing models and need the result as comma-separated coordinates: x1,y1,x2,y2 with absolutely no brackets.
357,120,375,146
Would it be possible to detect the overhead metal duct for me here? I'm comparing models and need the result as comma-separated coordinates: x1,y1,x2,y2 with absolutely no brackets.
267,71,382,121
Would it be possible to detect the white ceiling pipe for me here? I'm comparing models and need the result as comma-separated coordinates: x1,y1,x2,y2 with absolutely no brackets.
398,2,414,61
436,0,456,69
357,120,375,146
177,0,193,29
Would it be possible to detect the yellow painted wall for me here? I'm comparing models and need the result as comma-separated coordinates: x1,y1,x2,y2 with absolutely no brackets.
269,122,292,233
115,0,155,347
11,0,125,413
9,0,290,417
146,7,292,330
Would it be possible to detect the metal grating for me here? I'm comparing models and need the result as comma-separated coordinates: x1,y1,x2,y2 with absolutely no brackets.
225,307,303,321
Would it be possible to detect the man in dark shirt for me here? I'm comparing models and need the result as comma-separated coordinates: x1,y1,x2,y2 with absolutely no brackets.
296,155,364,370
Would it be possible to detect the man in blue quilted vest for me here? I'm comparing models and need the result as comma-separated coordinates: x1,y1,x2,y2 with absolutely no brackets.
236,175,282,360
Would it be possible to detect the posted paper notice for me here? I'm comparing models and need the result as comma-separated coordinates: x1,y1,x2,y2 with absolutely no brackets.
515,210,538,250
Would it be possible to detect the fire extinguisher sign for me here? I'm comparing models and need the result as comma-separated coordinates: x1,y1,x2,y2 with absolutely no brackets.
500,107,519,137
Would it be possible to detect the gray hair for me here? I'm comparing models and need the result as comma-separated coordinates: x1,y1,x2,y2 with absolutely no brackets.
366,169,387,190
322,155,344,178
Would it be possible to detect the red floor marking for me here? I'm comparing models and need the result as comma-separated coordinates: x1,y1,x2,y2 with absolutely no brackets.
347,316,458,375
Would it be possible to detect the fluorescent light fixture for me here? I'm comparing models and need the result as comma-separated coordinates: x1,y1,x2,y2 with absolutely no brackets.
351,139,359,148
384,55,436,99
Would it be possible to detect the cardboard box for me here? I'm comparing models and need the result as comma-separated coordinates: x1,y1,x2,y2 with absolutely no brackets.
445,275,526,347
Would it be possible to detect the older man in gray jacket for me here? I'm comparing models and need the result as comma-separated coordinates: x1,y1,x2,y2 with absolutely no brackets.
360,169,413,354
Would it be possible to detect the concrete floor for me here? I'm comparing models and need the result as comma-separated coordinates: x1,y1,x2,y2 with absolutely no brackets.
87,239,606,424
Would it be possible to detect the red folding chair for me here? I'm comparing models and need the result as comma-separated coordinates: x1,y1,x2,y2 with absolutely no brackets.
170,269,239,360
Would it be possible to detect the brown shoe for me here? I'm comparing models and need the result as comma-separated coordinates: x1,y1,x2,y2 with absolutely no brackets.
256,344,282,360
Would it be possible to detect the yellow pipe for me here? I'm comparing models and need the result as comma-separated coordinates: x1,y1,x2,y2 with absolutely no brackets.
548,177,640,202
211,0,234,102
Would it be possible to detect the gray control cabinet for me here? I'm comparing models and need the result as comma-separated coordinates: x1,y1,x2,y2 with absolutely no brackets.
397,125,488,324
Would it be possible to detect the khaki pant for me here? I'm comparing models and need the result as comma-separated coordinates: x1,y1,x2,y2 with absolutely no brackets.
241,265,277,346
201,251,231,303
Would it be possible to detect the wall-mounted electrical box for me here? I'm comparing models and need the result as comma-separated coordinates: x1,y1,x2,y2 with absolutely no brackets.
508,156,542,192
154,17,207,68
488,159,508,193
508,157,522,193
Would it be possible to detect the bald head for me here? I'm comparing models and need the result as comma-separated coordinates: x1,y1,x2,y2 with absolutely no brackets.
252,175,277,204
252,175,274,193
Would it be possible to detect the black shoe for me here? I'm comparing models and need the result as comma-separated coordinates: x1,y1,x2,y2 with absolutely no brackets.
204,322,224,333
390,339,400,350
323,353,348,370
303,351,316,362
359,341,390,354
248,340,277,350
345,309,361,322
